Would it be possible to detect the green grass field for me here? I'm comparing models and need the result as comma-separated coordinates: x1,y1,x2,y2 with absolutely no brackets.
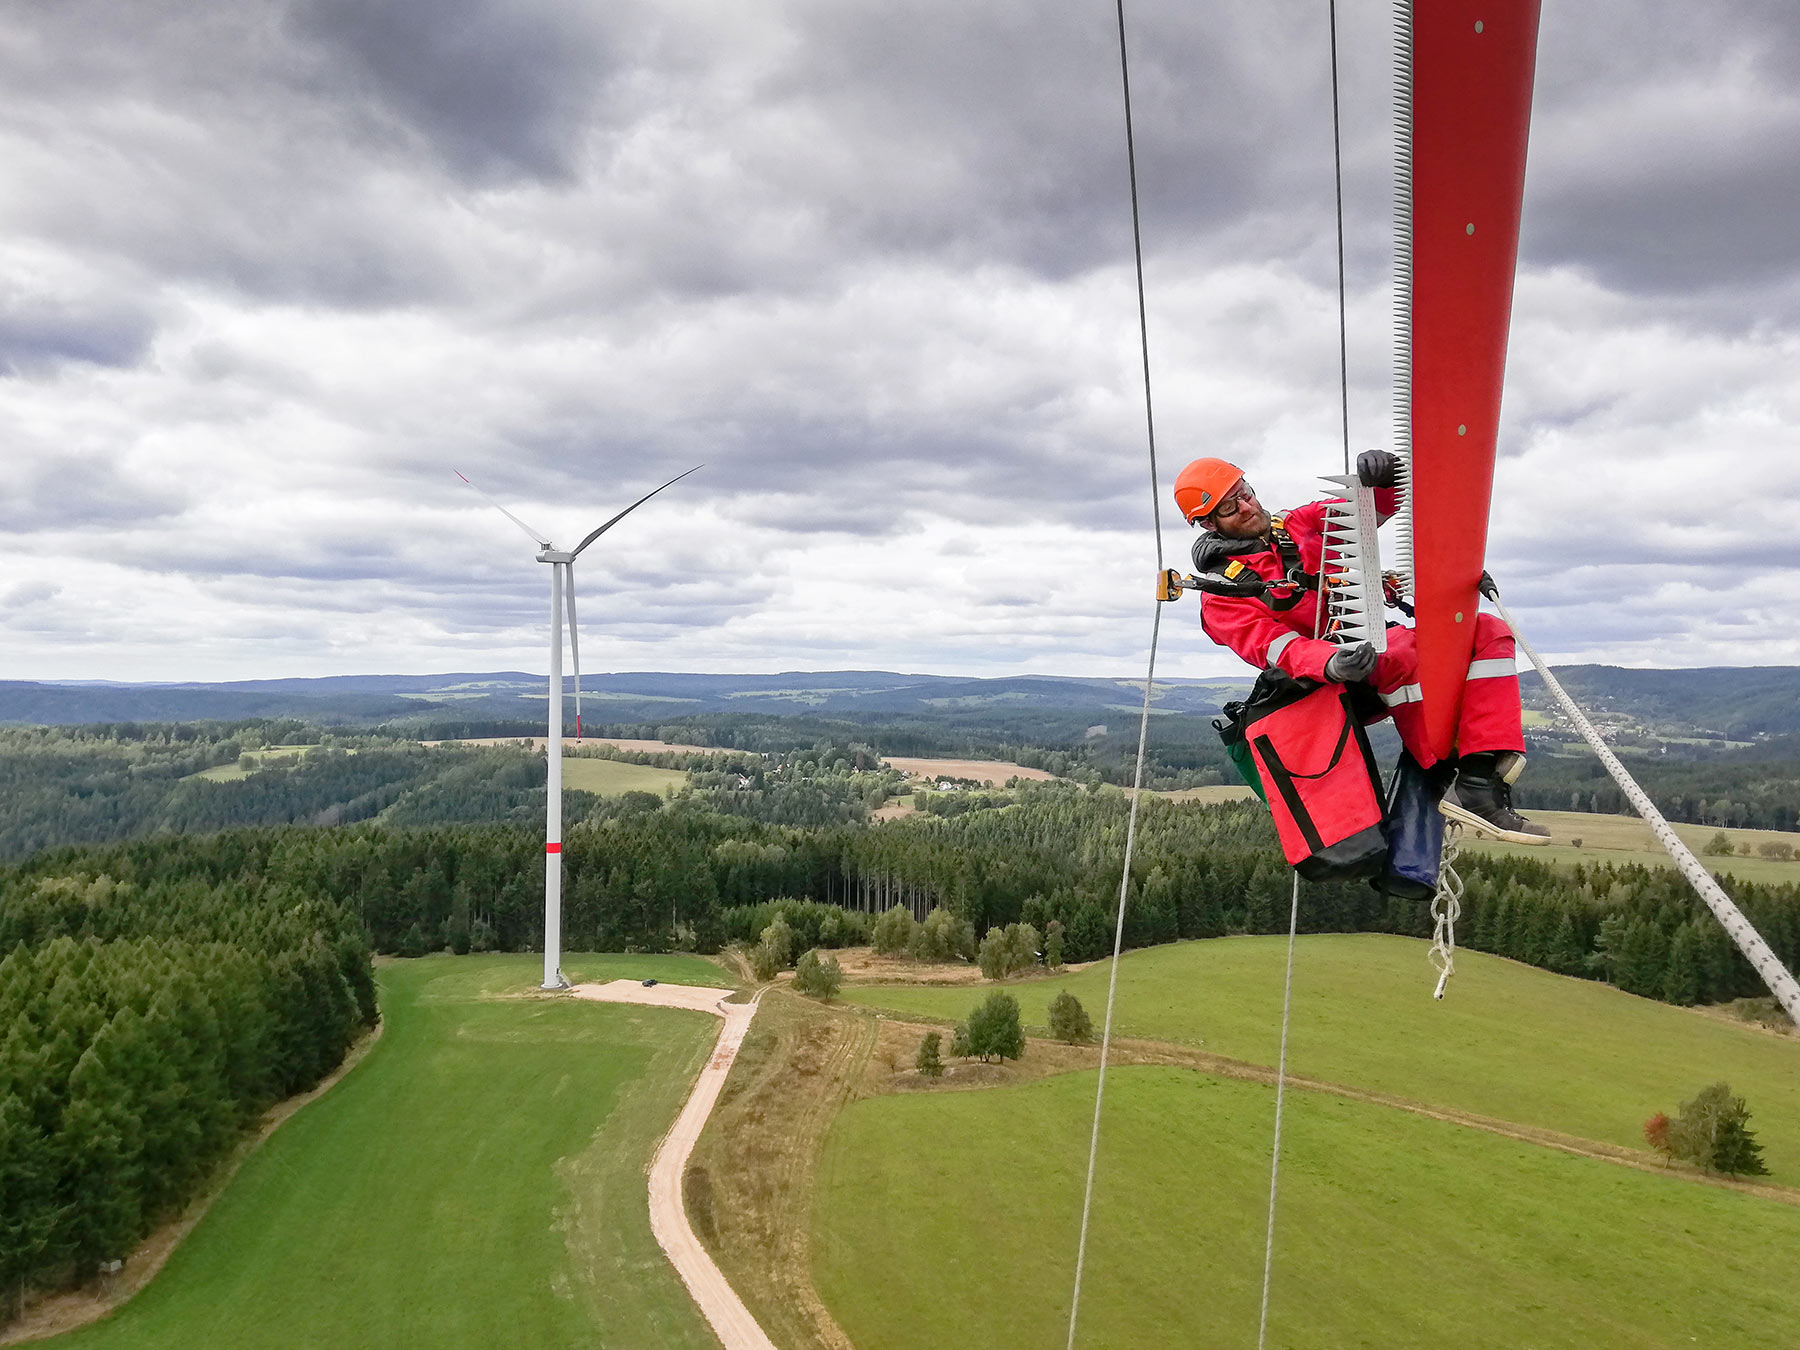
58,952,730,1349
814,1066,1800,1349
1463,808,1800,885
185,746,320,782
560,757,687,796
841,935,1800,1181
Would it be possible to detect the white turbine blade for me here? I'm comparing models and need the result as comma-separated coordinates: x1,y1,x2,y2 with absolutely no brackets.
454,469,552,548
570,465,703,558
565,562,582,741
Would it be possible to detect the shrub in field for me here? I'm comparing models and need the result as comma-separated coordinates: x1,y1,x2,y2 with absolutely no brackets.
793,948,843,998
1757,841,1794,861
1048,991,1094,1044
1667,1082,1768,1176
978,923,1042,980
1702,831,1734,857
749,919,795,981
977,927,1008,980
1044,919,1065,970
872,905,917,956
911,906,975,963
958,991,1024,1063
1643,1111,1672,1162
1004,923,1040,975
916,1031,944,1077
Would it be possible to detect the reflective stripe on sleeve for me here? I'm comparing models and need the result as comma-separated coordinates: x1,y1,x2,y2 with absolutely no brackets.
1266,631,1299,664
1467,658,1519,680
1382,683,1424,706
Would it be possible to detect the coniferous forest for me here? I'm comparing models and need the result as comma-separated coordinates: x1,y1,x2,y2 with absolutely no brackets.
0,853,374,1312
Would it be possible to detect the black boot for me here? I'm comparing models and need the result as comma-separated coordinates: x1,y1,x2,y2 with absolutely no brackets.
1439,752,1551,844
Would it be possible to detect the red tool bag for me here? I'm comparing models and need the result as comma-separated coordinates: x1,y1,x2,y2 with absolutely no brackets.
1240,678,1387,881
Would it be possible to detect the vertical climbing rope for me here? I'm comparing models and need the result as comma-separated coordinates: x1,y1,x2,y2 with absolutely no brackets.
1065,3,1167,1345
1255,871,1302,1349
1255,10,1355,1344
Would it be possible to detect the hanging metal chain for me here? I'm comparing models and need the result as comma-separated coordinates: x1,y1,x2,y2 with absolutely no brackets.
1428,822,1463,999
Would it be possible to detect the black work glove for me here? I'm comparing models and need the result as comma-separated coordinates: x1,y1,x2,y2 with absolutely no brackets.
1356,449,1399,489
1324,640,1378,684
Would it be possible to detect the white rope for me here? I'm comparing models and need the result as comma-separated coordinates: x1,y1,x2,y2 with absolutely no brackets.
1067,602,1164,1350
1255,871,1303,1349
1065,3,1168,1343
1428,823,1463,999
1490,592,1800,1027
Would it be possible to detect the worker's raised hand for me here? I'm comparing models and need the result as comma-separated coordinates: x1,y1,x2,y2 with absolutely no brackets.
1355,449,1399,489
1323,640,1378,683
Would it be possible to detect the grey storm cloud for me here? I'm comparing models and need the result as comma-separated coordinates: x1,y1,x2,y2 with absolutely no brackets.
3,0,1800,679
285,0,620,184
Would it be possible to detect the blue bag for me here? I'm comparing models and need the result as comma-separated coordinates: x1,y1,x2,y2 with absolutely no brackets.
1378,751,1456,900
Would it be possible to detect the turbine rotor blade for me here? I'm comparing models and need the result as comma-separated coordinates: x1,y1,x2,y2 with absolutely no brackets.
570,465,703,558
454,469,552,548
565,562,582,741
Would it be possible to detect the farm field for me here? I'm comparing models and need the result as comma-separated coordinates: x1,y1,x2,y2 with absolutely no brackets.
814,1066,1800,1349
840,934,1800,1181
52,952,731,1350
1462,808,1800,885
883,756,1057,786
559,756,687,796
1149,783,1256,804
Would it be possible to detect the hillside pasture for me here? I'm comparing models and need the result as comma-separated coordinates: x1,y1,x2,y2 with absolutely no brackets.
558,756,687,797
1462,807,1800,884
840,934,1800,1182
814,1066,1800,1349
52,953,730,1350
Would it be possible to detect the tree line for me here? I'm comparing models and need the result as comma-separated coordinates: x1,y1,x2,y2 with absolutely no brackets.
0,863,374,1316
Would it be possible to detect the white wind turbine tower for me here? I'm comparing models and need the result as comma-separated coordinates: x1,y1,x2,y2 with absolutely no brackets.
458,466,701,990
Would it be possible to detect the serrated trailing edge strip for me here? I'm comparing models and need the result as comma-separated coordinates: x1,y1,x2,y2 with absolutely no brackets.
1390,0,1415,592
1319,476,1388,652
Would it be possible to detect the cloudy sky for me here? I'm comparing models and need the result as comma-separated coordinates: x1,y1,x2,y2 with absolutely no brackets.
4,0,1799,683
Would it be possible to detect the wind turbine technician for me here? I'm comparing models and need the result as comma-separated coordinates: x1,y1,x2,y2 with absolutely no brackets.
1176,451,1550,845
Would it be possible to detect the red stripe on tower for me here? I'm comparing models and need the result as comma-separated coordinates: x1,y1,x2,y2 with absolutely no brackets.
1409,0,1540,760
546,842,562,854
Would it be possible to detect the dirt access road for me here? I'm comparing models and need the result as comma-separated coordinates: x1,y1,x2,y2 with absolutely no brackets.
569,980,777,1350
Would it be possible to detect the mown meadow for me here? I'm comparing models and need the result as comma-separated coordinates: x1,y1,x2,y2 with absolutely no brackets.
841,934,1800,1182
815,1066,1800,1349
54,953,730,1350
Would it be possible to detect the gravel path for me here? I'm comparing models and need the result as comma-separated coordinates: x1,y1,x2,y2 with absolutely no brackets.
570,979,777,1350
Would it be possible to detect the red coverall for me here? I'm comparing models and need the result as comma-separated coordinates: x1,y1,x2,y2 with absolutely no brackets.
1199,495,1525,770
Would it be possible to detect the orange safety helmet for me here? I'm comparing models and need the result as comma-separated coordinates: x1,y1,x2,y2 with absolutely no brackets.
1173,457,1245,523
